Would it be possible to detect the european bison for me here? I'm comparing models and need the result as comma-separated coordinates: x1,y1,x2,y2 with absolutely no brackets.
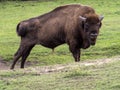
10,4,103,69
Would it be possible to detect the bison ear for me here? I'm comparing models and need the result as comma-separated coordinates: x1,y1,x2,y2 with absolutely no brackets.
79,16,87,22
99,15,104,21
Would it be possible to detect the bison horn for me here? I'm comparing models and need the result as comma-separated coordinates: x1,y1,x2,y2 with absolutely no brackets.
79,16,87,22
99,15,104,21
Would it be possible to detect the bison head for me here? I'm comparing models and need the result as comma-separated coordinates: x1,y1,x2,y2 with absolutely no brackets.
80,14,104,46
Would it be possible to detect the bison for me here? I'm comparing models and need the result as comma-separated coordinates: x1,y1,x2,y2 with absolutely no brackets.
10,4,104,69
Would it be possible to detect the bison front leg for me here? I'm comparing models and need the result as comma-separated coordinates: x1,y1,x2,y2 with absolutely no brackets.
69,44,81,62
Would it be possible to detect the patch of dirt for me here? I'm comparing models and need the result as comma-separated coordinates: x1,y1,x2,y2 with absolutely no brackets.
0,58,9,70
0,57,12,70
0,56,120,74
27,56,120,74
0,57,38,70
0,60,8,70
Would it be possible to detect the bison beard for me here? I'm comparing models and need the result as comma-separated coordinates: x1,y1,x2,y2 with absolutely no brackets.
10,4,103,69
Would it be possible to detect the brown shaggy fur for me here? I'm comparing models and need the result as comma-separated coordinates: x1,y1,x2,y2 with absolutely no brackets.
10,4,103,69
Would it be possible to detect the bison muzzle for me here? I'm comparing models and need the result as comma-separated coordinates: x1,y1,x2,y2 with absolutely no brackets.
10,4,104,69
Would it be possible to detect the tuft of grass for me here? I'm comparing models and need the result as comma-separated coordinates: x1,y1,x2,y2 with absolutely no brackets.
111,85,120,90
64,68,91,78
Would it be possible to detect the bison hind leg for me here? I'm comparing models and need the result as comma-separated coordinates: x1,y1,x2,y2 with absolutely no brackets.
10,43,35,69
20,45,35,68
10,47,23,69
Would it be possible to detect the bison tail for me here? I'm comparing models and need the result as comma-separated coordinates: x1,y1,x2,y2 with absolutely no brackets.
16,23,27,37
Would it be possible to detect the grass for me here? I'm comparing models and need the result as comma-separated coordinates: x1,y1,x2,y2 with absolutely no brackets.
0,0,120,65
0,0,120,74
0,60,120,90
0,1,120,89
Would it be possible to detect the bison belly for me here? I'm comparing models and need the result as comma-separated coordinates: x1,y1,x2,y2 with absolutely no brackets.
38,36,66,49
37,27,66,49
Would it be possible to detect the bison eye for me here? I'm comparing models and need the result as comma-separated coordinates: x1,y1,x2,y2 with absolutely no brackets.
85,27,89,32
96,22,102,27
84,23,89,32
85,23,89,28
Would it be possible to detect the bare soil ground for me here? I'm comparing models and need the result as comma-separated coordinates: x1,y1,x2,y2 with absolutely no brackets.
0,57,35,70
0,58,9,70
0,56,120,74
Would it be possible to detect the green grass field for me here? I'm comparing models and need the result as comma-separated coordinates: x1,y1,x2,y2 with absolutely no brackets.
0,59,120,90
0,0,120,89
0,0,120,65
